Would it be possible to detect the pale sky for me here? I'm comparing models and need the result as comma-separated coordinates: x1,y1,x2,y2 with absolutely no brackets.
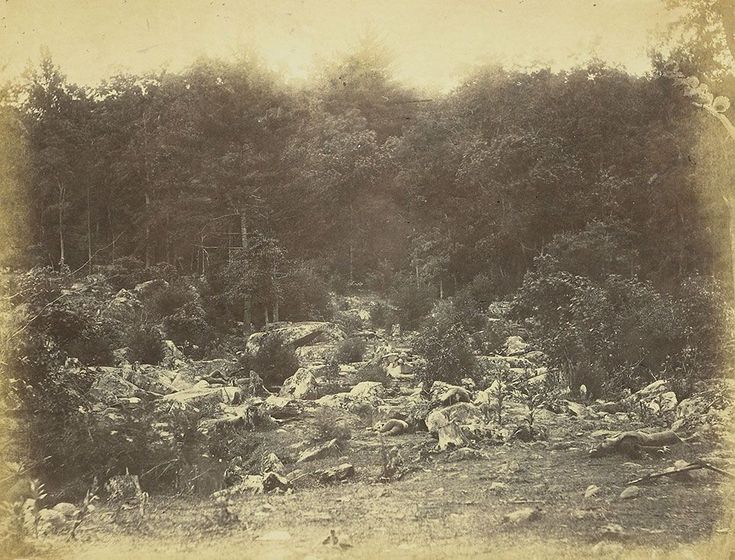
0,0,674,92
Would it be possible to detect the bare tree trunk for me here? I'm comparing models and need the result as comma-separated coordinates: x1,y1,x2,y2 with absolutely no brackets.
164,214,171,264
57,178,65,268
439,277,444,299
241,212,248,250
264,306,270,325
349,242,354,285
86,183,93,274
243,295,251,328
144,191,151,267
273,300,279,323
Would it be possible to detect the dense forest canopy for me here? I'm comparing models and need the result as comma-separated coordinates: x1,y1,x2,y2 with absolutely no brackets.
0,46,731,295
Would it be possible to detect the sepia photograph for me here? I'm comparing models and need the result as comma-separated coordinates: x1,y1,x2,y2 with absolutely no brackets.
0,0,734,558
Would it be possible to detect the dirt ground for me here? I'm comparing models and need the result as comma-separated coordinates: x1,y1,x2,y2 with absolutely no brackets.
27,404,735,560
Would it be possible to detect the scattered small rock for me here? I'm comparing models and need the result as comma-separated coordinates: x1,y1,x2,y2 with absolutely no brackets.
262,472,292,493
599,523,627,540
488,482,507,492
502,507,541,524
297,439,339,463
584,485,601,499
619,486,640,500
317,463,355,484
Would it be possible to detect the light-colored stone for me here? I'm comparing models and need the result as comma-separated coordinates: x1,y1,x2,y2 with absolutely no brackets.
317,463,355,483
437,422,467,450
349,381,385,399
502,507,541,523
295,344,337,366
297,439,339,463
88,370,143,404
280,368,320,400
161,385,240,407
504,336,529,355
52,502,78,518
619,486,640,500
36,508,68,535
246,322,345,355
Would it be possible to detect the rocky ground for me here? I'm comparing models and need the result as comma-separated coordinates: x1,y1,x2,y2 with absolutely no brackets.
5,295,735,559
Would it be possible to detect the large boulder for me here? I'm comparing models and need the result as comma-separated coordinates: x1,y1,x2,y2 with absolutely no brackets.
100,288,141,326
349,381,385,400
295,344,337,366
246,322,346,355
88,370,145,404
623,380,677,414
504,336,529,355
428,382,471,406
426,402,486,434
316,393,353,409
297,439,339,463
133,278,169,297
265,395,303,419
161,339,187,368
280,368,320,400
127,366,179,395
161,381,240,407
179,359,235,380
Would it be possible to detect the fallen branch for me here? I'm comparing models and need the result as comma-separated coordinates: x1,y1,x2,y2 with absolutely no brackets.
627,460,735,485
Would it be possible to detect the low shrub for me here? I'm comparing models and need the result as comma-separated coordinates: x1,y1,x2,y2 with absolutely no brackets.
127,325,164,365
312,407,352,443
392,279,434,331
334,311,363,334
369,301,396,330
250,335,300,387
414,316,477,386
356,361,390,385
482,317,521,355
335,337,366,363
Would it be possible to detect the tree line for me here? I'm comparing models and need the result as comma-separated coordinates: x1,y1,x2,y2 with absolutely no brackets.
1,34,735,323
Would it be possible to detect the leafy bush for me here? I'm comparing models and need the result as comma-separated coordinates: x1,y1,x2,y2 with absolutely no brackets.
414,314,477,386
467,273,498,308
335,337,366,363
127,325,164,364
249,335,300,387
151,283,192,318
162,302,213,355
105,257,147,291
432,294,486,337
333,311,363,334
65,321,117,366
392,279,434,331
278,263,333,321
535,220,640,281
356,361,390,385
312,407,352,443
369,301,396,330
482,317,519,354
511,262,734,399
